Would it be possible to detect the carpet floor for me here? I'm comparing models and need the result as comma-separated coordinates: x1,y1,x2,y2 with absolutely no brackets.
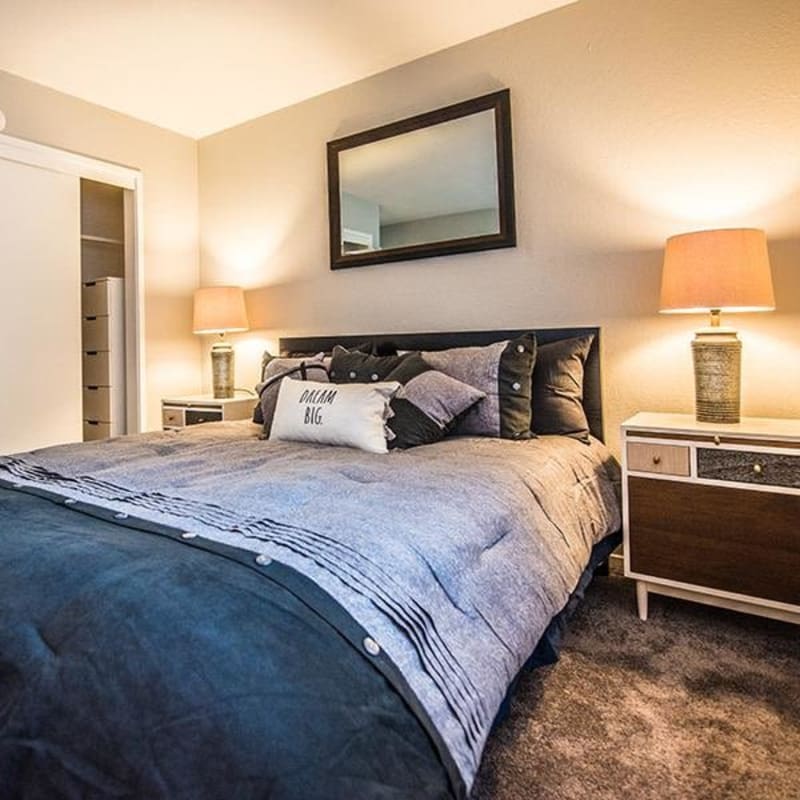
472,570,799,800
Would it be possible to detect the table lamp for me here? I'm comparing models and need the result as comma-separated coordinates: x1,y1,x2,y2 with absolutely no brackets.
192,286,249,399
659,228,774,424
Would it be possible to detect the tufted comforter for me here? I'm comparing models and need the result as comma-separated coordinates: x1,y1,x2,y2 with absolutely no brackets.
0,422,620,798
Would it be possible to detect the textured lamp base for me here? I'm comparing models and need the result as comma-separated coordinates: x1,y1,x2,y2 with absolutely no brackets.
692,329,742,424
211,342,235,399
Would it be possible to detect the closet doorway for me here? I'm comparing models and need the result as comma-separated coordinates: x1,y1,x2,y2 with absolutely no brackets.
0,134,143,454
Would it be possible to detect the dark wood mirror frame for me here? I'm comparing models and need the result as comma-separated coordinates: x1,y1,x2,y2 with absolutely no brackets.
327,89,516,270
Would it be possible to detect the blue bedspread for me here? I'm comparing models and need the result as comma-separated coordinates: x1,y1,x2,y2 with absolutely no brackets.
0,486,455,800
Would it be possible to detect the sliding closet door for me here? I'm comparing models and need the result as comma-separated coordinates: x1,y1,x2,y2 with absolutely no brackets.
0,158,81,454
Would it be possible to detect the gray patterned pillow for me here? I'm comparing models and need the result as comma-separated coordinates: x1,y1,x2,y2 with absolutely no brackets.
384,354,485,448
422,334,537,439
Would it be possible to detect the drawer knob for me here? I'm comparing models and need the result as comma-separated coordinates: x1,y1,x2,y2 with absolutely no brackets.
652,455,662,465
753,463,763,475
713,435,721,446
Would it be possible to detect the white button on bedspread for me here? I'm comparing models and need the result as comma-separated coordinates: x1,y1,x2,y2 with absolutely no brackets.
114,512,128,520
512,382,521,391
370,373,379,381
64,498,77,505
517,344,525,353
181,532,198,539
363,636,381,656
255,554,272,566
349,371,357,379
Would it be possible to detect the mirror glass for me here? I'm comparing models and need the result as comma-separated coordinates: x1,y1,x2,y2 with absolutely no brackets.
328,90,515,269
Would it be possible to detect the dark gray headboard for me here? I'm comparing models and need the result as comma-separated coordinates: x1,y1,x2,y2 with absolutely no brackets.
279,327,603,442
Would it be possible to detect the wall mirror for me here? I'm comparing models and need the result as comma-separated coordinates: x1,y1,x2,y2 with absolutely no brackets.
327,89,515,270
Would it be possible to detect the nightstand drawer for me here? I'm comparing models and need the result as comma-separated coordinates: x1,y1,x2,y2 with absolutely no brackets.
161,396,254,430
162,407,184,428
697,448,800,489
627,442,690,476
628,477,800,605
185,409,222,425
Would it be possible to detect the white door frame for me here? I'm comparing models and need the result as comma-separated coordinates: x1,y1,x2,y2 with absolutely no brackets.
0,133,146,433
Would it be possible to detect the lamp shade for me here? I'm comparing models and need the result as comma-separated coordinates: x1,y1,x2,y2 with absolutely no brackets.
660,228,775,314
192,286,249,334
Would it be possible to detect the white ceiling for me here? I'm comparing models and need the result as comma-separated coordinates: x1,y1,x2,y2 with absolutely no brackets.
0,0,575,139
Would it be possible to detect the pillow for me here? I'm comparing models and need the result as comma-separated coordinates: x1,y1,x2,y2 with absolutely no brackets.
422,334,537,439
283,341,398,358
253,352,327,424
532,334,594,442
252,350,280,423
269,379,400,454
256,356,329,434
283,341,369,359
384,354,486,448
329,345,409,384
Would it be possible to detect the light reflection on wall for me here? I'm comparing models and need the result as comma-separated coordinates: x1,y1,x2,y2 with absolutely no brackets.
201,231,282,289
618,154,800,229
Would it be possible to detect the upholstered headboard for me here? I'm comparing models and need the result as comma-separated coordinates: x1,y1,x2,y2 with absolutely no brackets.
278,327,604,442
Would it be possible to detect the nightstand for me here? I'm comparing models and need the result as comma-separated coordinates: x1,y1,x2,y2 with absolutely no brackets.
161,394,256,430
622,412,800,625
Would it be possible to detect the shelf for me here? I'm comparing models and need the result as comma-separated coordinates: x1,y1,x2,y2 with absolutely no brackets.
81,234,124,246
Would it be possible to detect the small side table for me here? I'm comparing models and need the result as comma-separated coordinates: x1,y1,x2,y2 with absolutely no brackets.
622,412,800,625
161,393,255,430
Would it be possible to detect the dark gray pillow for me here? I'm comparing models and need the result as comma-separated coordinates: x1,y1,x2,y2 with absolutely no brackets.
329,346,409,384
384,354,485,449
532,334,594,441
253,352,326,424
257,359,329,436
422,334,537,439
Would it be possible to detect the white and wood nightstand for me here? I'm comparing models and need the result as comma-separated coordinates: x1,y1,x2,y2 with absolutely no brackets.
622,412,800,625
161,394,256,430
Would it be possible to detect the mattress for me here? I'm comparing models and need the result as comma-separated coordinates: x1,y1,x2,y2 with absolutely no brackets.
0,421,621,798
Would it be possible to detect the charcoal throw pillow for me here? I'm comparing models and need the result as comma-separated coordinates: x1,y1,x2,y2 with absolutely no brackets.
384,354,486,448
252,350,279,424
253,352,326,425
256,356,329,436
283,341,373,359
532,334,594,442
422,334,537,439
269,379,400,454
329,345,409,384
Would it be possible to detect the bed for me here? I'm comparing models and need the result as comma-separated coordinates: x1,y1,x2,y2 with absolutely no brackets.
0,327,621,800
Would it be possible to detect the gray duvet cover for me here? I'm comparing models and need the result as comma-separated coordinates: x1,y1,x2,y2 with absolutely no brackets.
0,422,620,792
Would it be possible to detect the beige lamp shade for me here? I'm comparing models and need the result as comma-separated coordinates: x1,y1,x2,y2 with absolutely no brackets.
192,286,249,334
660,228,775,314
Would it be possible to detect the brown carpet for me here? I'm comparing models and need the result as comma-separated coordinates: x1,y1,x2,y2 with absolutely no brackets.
472,570,799,800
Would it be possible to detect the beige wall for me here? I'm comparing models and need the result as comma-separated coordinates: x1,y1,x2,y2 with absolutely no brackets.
194,0,798,455
0,69,201,431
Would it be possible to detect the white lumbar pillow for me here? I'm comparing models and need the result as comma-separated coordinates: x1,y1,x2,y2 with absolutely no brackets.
269,379,400,454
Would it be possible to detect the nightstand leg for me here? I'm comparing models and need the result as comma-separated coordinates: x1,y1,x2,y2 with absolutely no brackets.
636,581,648,621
